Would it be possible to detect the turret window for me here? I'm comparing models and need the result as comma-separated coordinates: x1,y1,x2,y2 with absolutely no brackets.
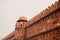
21,24,22,26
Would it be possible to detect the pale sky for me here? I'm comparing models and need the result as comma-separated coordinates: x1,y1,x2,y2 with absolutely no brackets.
0,0,58,40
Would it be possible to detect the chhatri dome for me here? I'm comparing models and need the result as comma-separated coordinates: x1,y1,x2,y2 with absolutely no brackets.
18,16,27,20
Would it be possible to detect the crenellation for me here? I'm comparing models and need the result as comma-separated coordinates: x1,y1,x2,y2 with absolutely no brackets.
26,11,60,38
27,1,59,28
24,0,60,29
2,0,60,40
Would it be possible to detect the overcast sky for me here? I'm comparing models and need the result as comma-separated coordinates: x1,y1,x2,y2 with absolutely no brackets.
0,0,58,40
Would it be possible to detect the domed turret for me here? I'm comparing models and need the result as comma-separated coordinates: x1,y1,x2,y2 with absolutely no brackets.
19,16,27,20
17,16,27,22
15,16,28,40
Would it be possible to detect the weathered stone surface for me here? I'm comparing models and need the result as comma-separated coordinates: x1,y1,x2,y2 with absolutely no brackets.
2,0,60,40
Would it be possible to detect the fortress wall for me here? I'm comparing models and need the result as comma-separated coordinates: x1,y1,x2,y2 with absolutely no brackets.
25,1,59,28
27,28,60,40
25,9,60,39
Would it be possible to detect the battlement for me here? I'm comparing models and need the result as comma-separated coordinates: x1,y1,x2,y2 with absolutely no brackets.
2,0,60,40
25,1,60,28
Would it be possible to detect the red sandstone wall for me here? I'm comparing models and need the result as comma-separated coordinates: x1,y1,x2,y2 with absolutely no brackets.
25,9,60,39
5,35,15,40
2,1,60,40
27,29,60,40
